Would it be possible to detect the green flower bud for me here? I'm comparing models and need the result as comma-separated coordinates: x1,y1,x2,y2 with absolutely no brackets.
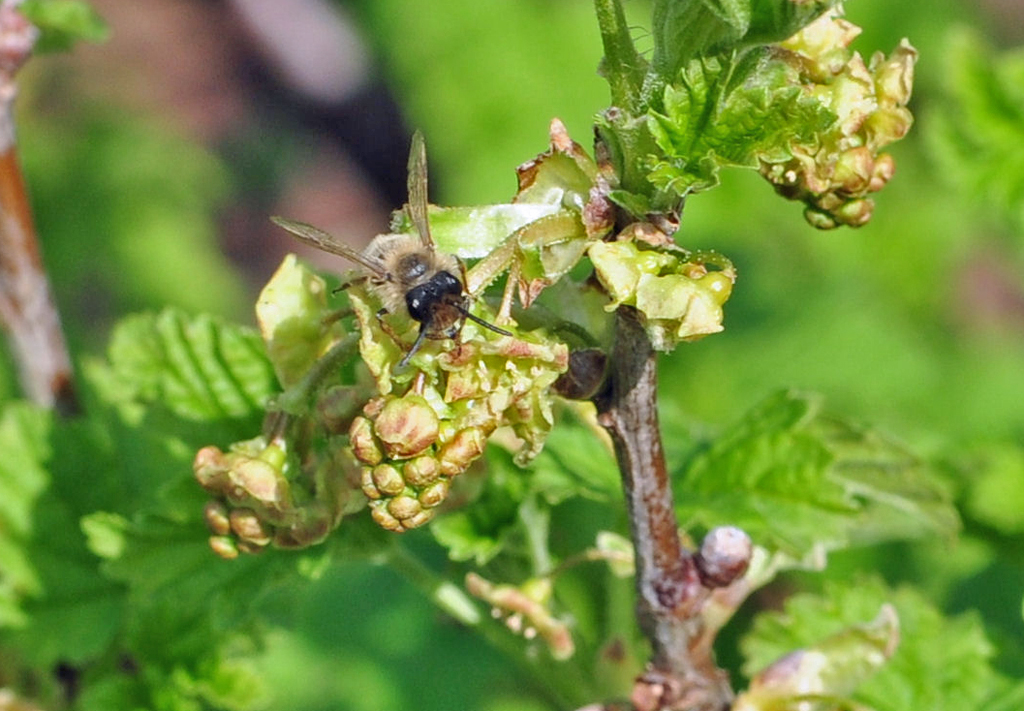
589,240,735,351
404,455,441,487
370,463,406,498
760,12,917,229
209,535,240,560
418,479,450,508
349,415,383,465
374,394,440,459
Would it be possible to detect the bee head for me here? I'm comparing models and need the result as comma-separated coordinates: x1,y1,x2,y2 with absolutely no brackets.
405,271,463,324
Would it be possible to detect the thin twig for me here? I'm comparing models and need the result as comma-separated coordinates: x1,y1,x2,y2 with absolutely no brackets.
595,306,731,711
0,1,78,416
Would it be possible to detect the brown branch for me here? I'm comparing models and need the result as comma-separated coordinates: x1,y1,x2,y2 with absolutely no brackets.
595,306,732,711
0,2,79,416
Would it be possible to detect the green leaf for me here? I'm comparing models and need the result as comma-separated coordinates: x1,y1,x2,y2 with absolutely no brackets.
927,28,1024,233
650,0,837,80
742,579,1005,711
107,309,277,421
675,391,960,563
430,449,527,565
959,443,1024,535
0,403,51,627
20,0,108,53
646,51,835,198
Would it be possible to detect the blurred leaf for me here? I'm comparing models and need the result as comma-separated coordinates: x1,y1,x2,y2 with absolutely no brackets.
0,403,51,627
675,391,959,561
959,443,1024,535
927,28,1024,233
736,603,897,710
742,579,1010,711
646,51,835,198
21,0,108,53
107,309,277,421
430,449,527,565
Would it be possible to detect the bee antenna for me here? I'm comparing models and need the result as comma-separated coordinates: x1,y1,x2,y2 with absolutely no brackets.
456,306,513,337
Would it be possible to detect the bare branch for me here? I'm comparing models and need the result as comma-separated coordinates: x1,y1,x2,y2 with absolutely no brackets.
0,1,79,416
595,306,732,711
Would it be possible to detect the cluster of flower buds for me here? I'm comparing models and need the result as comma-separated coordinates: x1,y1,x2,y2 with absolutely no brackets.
759,7,918,229
589,223,735,351
194,258,367,558
348,286,568,532
194,433,363,558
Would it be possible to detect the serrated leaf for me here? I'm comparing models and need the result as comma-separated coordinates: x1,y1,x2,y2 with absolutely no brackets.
675,391,959,563
646,51,835,198
741,579,1003,711
108,309,277,421
20,0,109,53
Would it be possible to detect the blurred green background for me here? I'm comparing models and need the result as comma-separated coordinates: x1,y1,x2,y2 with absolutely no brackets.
4,0,1023,708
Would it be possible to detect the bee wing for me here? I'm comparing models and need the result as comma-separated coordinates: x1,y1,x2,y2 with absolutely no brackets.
405,130,435,251
270,216,386,278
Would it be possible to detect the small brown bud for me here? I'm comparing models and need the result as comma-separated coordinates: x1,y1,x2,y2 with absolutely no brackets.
209,536,239,560
360,466,380,499
194,446,229,490
349,416,383,465
386,495,423,521
404,455,441,487
438,427,488,476
374,395,440,459
231,458,285,505
418,479,450,508
371,464,406,497
370,501,404,532
695,526,752,587
229,508,273,546
203,500,231,536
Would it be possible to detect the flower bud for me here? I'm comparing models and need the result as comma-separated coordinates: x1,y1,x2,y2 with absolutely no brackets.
203,500,231,536
370,463,406,498
439,427,489,477
209,535,240,560
229,508,273,547
373,394,440,459
404,455,441,487
349,416,383,465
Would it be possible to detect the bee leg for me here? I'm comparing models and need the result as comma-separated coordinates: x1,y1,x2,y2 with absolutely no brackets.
399,325,430,368
332,275,369,295
372,308,418,361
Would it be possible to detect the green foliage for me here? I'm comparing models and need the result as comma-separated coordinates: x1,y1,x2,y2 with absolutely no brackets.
650,0,838,79
1,1,1022,710
20,0,108,53
927,28,1024,233
676,391,959,562
742,579,1017,711
107,310,278,422
646,51,835,197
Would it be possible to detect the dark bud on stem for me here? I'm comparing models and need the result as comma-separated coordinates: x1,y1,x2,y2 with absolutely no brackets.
694,526,752,588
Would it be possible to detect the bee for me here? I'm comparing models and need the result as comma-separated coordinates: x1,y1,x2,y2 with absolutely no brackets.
271,132,512,367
